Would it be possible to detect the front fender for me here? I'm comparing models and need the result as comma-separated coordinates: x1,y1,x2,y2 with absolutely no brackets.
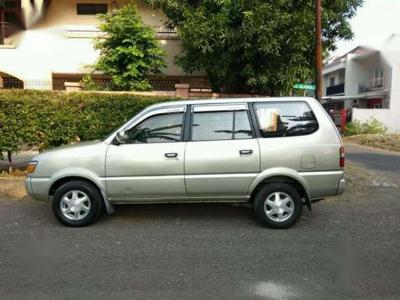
46,168,114,214
49,167,106,192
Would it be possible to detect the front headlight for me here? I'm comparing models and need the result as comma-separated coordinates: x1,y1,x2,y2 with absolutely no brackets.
26,161,38,174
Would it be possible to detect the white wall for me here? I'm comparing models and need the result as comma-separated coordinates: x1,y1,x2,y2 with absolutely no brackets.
382,50,400,112
349,49,400,132
0,29,99,88
353,108,400,133
344,52,391,97
345,55,370,96
0,0,193,88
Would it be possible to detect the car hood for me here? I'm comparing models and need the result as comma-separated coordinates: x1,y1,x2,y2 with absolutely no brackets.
32,140,105,160
43,140,101,152
29,140,109,178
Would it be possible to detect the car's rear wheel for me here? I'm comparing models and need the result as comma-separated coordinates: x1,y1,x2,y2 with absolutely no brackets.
254,183,303,229
52,180,103,227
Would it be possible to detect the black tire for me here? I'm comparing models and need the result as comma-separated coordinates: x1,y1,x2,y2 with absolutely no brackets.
52,180,103,227
254,183,303,229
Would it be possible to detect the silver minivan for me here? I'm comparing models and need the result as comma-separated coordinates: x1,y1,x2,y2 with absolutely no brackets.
25,97,345,228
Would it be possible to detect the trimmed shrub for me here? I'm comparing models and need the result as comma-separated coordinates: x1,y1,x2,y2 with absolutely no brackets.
93,4,166,91
344,118,387,136
0,90,177,159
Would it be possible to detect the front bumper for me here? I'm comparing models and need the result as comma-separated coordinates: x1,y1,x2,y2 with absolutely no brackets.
25,176,51,201
24,177,33,198
336,178,346,195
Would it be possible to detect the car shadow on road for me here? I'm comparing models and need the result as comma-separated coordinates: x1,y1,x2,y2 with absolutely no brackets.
110,203,254,222
102,202,312,228
6,196,312,229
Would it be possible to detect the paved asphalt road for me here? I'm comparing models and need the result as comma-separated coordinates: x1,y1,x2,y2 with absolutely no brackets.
346,144,400,173
0,144,399,299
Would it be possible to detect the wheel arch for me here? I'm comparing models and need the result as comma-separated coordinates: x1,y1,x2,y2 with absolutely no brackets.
48,176,114,214
249,173,312,210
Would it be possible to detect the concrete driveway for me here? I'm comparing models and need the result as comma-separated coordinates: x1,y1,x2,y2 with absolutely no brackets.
0,144,399,299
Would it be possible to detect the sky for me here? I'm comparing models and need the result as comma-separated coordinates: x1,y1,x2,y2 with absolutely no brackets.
334,0,400,56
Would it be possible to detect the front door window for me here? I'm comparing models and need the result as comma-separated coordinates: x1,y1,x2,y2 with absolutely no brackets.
124,113,184,144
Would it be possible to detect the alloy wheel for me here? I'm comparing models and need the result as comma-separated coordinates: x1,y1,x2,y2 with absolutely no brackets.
59,190,91,221
264,191,295,222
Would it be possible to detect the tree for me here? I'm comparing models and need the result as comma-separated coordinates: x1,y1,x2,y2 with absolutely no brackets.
94,3,166,91
146,0,363,95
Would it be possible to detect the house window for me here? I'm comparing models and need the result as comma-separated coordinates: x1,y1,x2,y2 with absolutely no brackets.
374,69,384,88
329,77,335,87
374,69,383,80
77,4,108,15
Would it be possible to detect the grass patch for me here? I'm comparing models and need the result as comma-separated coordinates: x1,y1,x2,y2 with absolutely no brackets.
344,134,400,152
0,177,27,199
0,169,27,177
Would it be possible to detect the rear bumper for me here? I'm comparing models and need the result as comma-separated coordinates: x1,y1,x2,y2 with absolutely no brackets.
300,170,344,199
336,178,346,196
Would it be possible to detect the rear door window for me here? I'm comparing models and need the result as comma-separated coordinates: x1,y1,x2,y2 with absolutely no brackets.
191,109,253,141
254,102,318,137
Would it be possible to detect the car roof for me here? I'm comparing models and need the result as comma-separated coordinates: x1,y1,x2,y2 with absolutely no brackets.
147,97,318,110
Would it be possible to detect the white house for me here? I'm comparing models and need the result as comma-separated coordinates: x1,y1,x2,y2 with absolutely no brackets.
0,0,207,90
323,34,400,132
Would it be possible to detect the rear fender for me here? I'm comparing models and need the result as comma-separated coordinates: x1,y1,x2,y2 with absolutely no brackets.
249,167,312,210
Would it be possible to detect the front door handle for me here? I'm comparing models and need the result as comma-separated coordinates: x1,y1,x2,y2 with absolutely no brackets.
165,152,178,158
239,149,253,155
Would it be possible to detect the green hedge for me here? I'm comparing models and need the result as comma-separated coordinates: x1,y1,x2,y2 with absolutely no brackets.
0,90,178,159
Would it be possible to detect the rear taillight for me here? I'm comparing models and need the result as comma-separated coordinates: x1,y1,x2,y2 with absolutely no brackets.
339,146,345,168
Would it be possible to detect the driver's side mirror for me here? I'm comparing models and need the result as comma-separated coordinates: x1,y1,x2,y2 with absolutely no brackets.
114,130,127,145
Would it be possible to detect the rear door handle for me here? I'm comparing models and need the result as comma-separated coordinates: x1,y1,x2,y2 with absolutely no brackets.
239,149,253,155
165,152,178,158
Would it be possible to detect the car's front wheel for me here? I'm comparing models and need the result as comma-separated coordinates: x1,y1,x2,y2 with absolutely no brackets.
52,180,103,227
254,183,303,229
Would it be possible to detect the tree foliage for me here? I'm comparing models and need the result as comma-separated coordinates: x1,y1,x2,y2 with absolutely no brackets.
146,0,363,95
94,3,166,91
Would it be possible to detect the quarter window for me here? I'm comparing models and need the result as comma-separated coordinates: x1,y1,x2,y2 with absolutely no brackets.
254,102,318,137
124,113,183,144
191,110,253,141
234,111,253,139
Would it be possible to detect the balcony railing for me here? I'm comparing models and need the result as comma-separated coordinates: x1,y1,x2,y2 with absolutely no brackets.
152,25,178,39
326,83,344,96
358,78,385,94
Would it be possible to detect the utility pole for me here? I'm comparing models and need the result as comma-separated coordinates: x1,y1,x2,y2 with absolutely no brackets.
315,0,323,102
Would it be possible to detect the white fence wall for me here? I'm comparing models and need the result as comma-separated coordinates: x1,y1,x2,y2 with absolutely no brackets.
352,108,400,133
